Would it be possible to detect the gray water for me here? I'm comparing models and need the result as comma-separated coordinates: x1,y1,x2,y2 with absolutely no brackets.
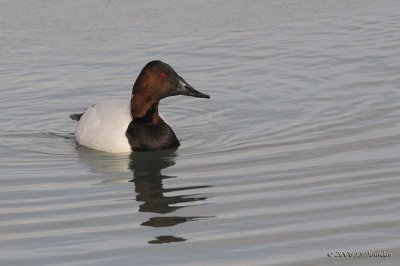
1,1,400,265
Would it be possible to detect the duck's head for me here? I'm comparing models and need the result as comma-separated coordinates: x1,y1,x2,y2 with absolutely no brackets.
132,60,210,100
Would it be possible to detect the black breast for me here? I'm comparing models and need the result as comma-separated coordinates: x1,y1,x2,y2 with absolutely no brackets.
125,119,180,151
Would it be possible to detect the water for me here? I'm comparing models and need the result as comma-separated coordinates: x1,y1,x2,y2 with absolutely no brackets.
1,1,400,265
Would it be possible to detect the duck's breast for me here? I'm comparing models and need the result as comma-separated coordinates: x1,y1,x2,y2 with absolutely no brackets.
75,99,132,153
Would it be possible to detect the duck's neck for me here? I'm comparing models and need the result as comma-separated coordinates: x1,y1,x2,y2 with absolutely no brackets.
130,93,161,125
127,91,180,151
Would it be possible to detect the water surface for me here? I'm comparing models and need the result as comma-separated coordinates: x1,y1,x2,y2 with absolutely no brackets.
1,1,400,265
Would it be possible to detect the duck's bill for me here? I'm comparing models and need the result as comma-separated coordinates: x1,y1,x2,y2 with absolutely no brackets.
177,77,210,99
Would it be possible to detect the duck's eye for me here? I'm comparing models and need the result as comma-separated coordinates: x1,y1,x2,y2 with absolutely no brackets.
160,73,168,79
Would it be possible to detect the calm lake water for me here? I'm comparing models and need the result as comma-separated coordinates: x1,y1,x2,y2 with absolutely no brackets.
1,1,400,265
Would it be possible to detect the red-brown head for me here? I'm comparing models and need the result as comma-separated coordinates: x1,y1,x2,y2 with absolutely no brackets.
131,60,210,119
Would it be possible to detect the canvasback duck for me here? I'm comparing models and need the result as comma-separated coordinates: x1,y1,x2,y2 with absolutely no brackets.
70,60,210,153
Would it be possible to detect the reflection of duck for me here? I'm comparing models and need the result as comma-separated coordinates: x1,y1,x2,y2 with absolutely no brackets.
129,150,211,230
75,145,212,244
75,144,131,175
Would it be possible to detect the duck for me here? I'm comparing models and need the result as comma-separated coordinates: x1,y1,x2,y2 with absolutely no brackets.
70,60,210,153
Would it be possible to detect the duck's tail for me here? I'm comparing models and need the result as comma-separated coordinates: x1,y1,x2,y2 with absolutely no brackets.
70,113,84,121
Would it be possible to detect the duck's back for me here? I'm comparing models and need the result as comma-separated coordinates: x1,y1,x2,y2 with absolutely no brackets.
75,99,132,153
